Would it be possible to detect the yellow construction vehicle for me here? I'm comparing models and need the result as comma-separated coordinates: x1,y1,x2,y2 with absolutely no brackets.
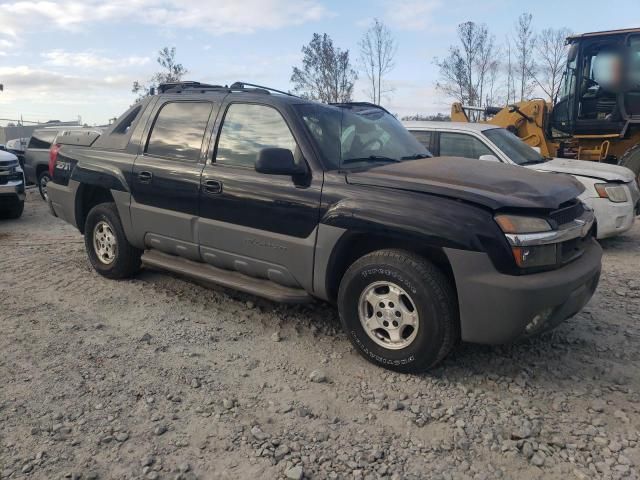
451,27,640,180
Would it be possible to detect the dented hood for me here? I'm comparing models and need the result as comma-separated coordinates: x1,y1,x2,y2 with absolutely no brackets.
346,157,585,211
526,157,636,183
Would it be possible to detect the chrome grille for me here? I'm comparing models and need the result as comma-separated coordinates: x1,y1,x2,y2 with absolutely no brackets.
550,200,585,226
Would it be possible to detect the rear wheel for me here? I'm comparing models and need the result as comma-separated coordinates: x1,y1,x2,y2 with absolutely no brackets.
338,249,459,373
84,202,141,279
37,171,51,201
619,144,640,184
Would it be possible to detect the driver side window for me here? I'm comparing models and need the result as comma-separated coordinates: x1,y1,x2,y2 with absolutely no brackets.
215,103,298,168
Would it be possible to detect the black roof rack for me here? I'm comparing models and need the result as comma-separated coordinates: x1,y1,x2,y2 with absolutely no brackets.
157,81,299,98
229,82,298,97
157,81,225,94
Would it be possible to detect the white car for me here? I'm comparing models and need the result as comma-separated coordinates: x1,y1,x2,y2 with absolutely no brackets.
404,121,640,239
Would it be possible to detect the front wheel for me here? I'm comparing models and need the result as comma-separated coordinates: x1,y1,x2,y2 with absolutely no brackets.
84,202,141,279
338,249,459,373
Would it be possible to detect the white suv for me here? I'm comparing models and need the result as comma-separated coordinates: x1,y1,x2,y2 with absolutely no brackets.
405,121,639,239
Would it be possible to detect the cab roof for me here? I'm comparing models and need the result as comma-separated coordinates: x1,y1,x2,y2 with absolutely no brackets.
566,27,640,42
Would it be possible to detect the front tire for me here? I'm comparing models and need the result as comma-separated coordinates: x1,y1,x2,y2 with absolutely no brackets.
338,249,458,373
38,171,51,201
84,202,141,279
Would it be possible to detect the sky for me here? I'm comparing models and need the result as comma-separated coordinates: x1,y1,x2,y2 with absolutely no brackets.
0,0,638,126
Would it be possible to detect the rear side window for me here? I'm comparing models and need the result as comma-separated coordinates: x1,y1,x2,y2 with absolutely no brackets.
439,132,494,159
410,130,432,149
215,103,297,168
113,105,141,135
28,130,57,149
146,102,213,162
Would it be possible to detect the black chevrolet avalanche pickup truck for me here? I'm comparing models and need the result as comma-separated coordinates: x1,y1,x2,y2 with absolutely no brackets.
47,81,602,372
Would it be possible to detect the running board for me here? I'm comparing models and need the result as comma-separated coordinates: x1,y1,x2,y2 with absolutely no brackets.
141,250,313,304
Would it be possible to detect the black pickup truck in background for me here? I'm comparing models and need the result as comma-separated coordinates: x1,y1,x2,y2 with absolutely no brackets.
47,81,602,372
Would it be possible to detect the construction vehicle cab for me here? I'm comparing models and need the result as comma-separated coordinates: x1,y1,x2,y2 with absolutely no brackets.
452,28,640,179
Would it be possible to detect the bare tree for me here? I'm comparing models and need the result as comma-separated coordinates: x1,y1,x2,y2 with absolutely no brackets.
533,27,571,102
504,37,517,104
434,46,467,104
475,31,499,107
514,13,536,101
359,18,397,105
435,22,496,112
291,33,357,103
132,47,188,100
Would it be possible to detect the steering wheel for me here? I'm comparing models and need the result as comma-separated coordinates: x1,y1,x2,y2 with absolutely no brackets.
361,138,383,152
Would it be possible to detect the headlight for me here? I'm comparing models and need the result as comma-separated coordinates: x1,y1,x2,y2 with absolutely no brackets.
595,183,628,203
494,214,552,234
495,214,556,269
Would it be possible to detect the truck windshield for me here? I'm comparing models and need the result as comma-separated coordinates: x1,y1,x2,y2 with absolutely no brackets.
483,128,546,165
296,104,431,169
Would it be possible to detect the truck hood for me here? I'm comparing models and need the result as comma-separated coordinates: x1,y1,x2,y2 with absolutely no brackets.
346,157,585,211
526,157,635,183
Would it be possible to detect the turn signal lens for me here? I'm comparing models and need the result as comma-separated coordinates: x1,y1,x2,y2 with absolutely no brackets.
595,183,628,203
495,215,552,234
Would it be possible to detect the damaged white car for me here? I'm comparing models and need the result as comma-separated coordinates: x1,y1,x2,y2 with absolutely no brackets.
405,121,640,239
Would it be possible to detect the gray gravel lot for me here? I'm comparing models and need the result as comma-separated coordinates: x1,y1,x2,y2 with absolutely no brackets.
1,190,639,480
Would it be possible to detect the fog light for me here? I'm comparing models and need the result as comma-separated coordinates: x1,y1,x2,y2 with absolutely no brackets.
525,308,554,334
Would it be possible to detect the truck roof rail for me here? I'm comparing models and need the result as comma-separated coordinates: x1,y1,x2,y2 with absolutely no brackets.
157,81,299,98
157,82,226,94
229,82,298,97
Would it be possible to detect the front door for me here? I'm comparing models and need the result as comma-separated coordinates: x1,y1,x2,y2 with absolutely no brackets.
197,101,322,290
131,100,214,259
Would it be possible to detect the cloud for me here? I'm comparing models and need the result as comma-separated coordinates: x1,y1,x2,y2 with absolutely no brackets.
0,0,330,39
383,0,442,31
0,65,133,92
41,50,150,69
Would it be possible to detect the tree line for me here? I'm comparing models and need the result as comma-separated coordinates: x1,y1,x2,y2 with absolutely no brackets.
435,14,571,111
134,13,571,116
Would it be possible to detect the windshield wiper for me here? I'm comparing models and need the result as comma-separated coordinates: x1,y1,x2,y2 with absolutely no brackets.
341,155,402,165
520,159,547,165
401,153,431,160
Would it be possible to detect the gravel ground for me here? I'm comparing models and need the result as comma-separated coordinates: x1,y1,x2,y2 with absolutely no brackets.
1,189,639,480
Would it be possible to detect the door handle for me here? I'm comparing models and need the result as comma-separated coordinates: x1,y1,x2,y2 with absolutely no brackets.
203,179,223,195
138,171,153,184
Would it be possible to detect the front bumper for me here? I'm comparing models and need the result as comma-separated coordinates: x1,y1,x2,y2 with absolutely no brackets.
445,239,602,344
582,196,636,239
0,179,26,203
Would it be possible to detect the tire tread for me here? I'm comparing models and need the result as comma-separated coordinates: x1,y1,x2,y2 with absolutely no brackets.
339,248,459,372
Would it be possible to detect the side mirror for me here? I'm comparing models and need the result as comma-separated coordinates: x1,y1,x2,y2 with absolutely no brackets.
478,154,501,163
255,148,306,176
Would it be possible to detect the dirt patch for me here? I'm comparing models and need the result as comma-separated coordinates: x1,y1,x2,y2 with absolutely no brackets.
1,190,639,479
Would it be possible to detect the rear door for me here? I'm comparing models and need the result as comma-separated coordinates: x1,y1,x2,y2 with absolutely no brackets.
408,130,435,152
437,132,496,159
197,100,323,291
130,99,216,259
